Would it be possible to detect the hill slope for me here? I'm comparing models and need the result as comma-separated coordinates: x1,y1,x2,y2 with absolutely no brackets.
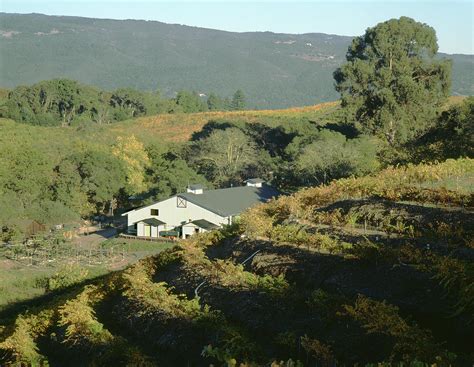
1,159,473,366
1,13,473,108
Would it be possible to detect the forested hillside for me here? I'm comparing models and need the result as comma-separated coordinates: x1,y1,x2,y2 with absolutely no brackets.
1,13,472,108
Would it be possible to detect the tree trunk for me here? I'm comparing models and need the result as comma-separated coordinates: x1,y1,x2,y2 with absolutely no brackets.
385,120,396,145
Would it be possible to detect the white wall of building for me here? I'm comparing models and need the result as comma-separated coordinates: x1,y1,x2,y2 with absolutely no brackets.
124,195,228,238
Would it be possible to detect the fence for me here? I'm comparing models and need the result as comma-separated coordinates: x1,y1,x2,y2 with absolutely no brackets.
0,243,128,267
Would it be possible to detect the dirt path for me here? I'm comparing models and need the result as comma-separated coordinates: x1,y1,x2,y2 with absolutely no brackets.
72,228,117,249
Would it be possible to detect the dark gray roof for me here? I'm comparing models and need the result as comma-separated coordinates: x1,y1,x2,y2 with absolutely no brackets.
189,184,204,190
191,219,219,230
140,218,166,226
178,184,279,217
246,178,264,184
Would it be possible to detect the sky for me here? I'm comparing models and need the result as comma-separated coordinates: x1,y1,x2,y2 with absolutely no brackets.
2,0,473,54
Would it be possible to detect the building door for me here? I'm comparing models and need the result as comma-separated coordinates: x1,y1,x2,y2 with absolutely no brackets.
144,224,151,237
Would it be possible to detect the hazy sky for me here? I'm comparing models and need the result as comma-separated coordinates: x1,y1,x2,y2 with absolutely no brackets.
2,0,473,54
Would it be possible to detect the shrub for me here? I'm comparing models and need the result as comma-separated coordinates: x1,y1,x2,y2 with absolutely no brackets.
434,257,474,321
340,295,453,363
121,262,202,320
300,335,334,366
57,285,113,349
42,264,89,292
0,310,53,365
246,273,289,295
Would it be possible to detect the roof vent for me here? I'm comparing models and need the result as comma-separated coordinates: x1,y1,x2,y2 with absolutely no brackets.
246,178,264,188
187,184,204,195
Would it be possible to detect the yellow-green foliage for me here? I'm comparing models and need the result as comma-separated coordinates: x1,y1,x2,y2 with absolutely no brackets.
340,295,451,363
239,159,473,254
297,158,474,211
307,289,348,320
186,229,225,248
240,215,349,254
111,135,150,194
57,285,113,347
348,239,399,266
180,232,289,295
434,257,474,320
122,262,202,320
202,344,260,367
270,360,304,367
43,264,89,292
246,273,289,295
112,101,339,144
300,335,334,365
240,208,274,239
0,310,54,365
312,209,345,226
195,256,289,295
224,261,288,294
202,323,260,365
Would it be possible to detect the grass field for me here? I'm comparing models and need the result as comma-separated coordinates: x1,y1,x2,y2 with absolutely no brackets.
2,96,465,149
109,101,341,143
0,263,108,311
0,237,175,311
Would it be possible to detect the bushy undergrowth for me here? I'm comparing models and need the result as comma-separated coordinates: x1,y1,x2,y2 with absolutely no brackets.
121,262,203,320
0,310,53,365
42,264,89,293
340,295,455,364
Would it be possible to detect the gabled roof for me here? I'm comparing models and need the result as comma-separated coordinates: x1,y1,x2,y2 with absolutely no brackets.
140,218,166,226
191,219,219,230
178,184,279,217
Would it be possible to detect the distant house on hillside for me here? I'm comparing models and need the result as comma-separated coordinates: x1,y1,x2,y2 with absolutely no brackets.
122,179,278,239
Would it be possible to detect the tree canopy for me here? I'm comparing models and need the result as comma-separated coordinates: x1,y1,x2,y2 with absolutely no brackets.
231,90,246,111
334,17,452,145
1,79,248,126
191,128,260,185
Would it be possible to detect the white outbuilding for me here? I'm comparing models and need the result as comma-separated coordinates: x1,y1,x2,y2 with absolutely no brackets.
122,179,278,239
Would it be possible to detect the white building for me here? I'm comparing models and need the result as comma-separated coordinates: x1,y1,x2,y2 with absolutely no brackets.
122,179,278,239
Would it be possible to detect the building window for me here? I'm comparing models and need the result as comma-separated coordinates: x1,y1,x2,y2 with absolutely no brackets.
150,209,159,216
177,197,187,208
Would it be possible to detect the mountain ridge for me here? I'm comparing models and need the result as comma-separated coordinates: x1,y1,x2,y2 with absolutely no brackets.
1,12,472,108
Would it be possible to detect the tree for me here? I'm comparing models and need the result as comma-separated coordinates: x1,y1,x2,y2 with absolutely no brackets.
413,97,474,161
145,144,209,201
5,79,102,126
70,151,127,214
53,160,87,216
207,93,224,111
110,88,147,119
173,90,207,113
334,17,451,145
0,144,52,206
112,135,150,195
192,128,258,185
231,90,246,111
294,130,379,186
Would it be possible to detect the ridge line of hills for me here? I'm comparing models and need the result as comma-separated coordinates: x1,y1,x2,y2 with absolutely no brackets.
1,12,473,108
